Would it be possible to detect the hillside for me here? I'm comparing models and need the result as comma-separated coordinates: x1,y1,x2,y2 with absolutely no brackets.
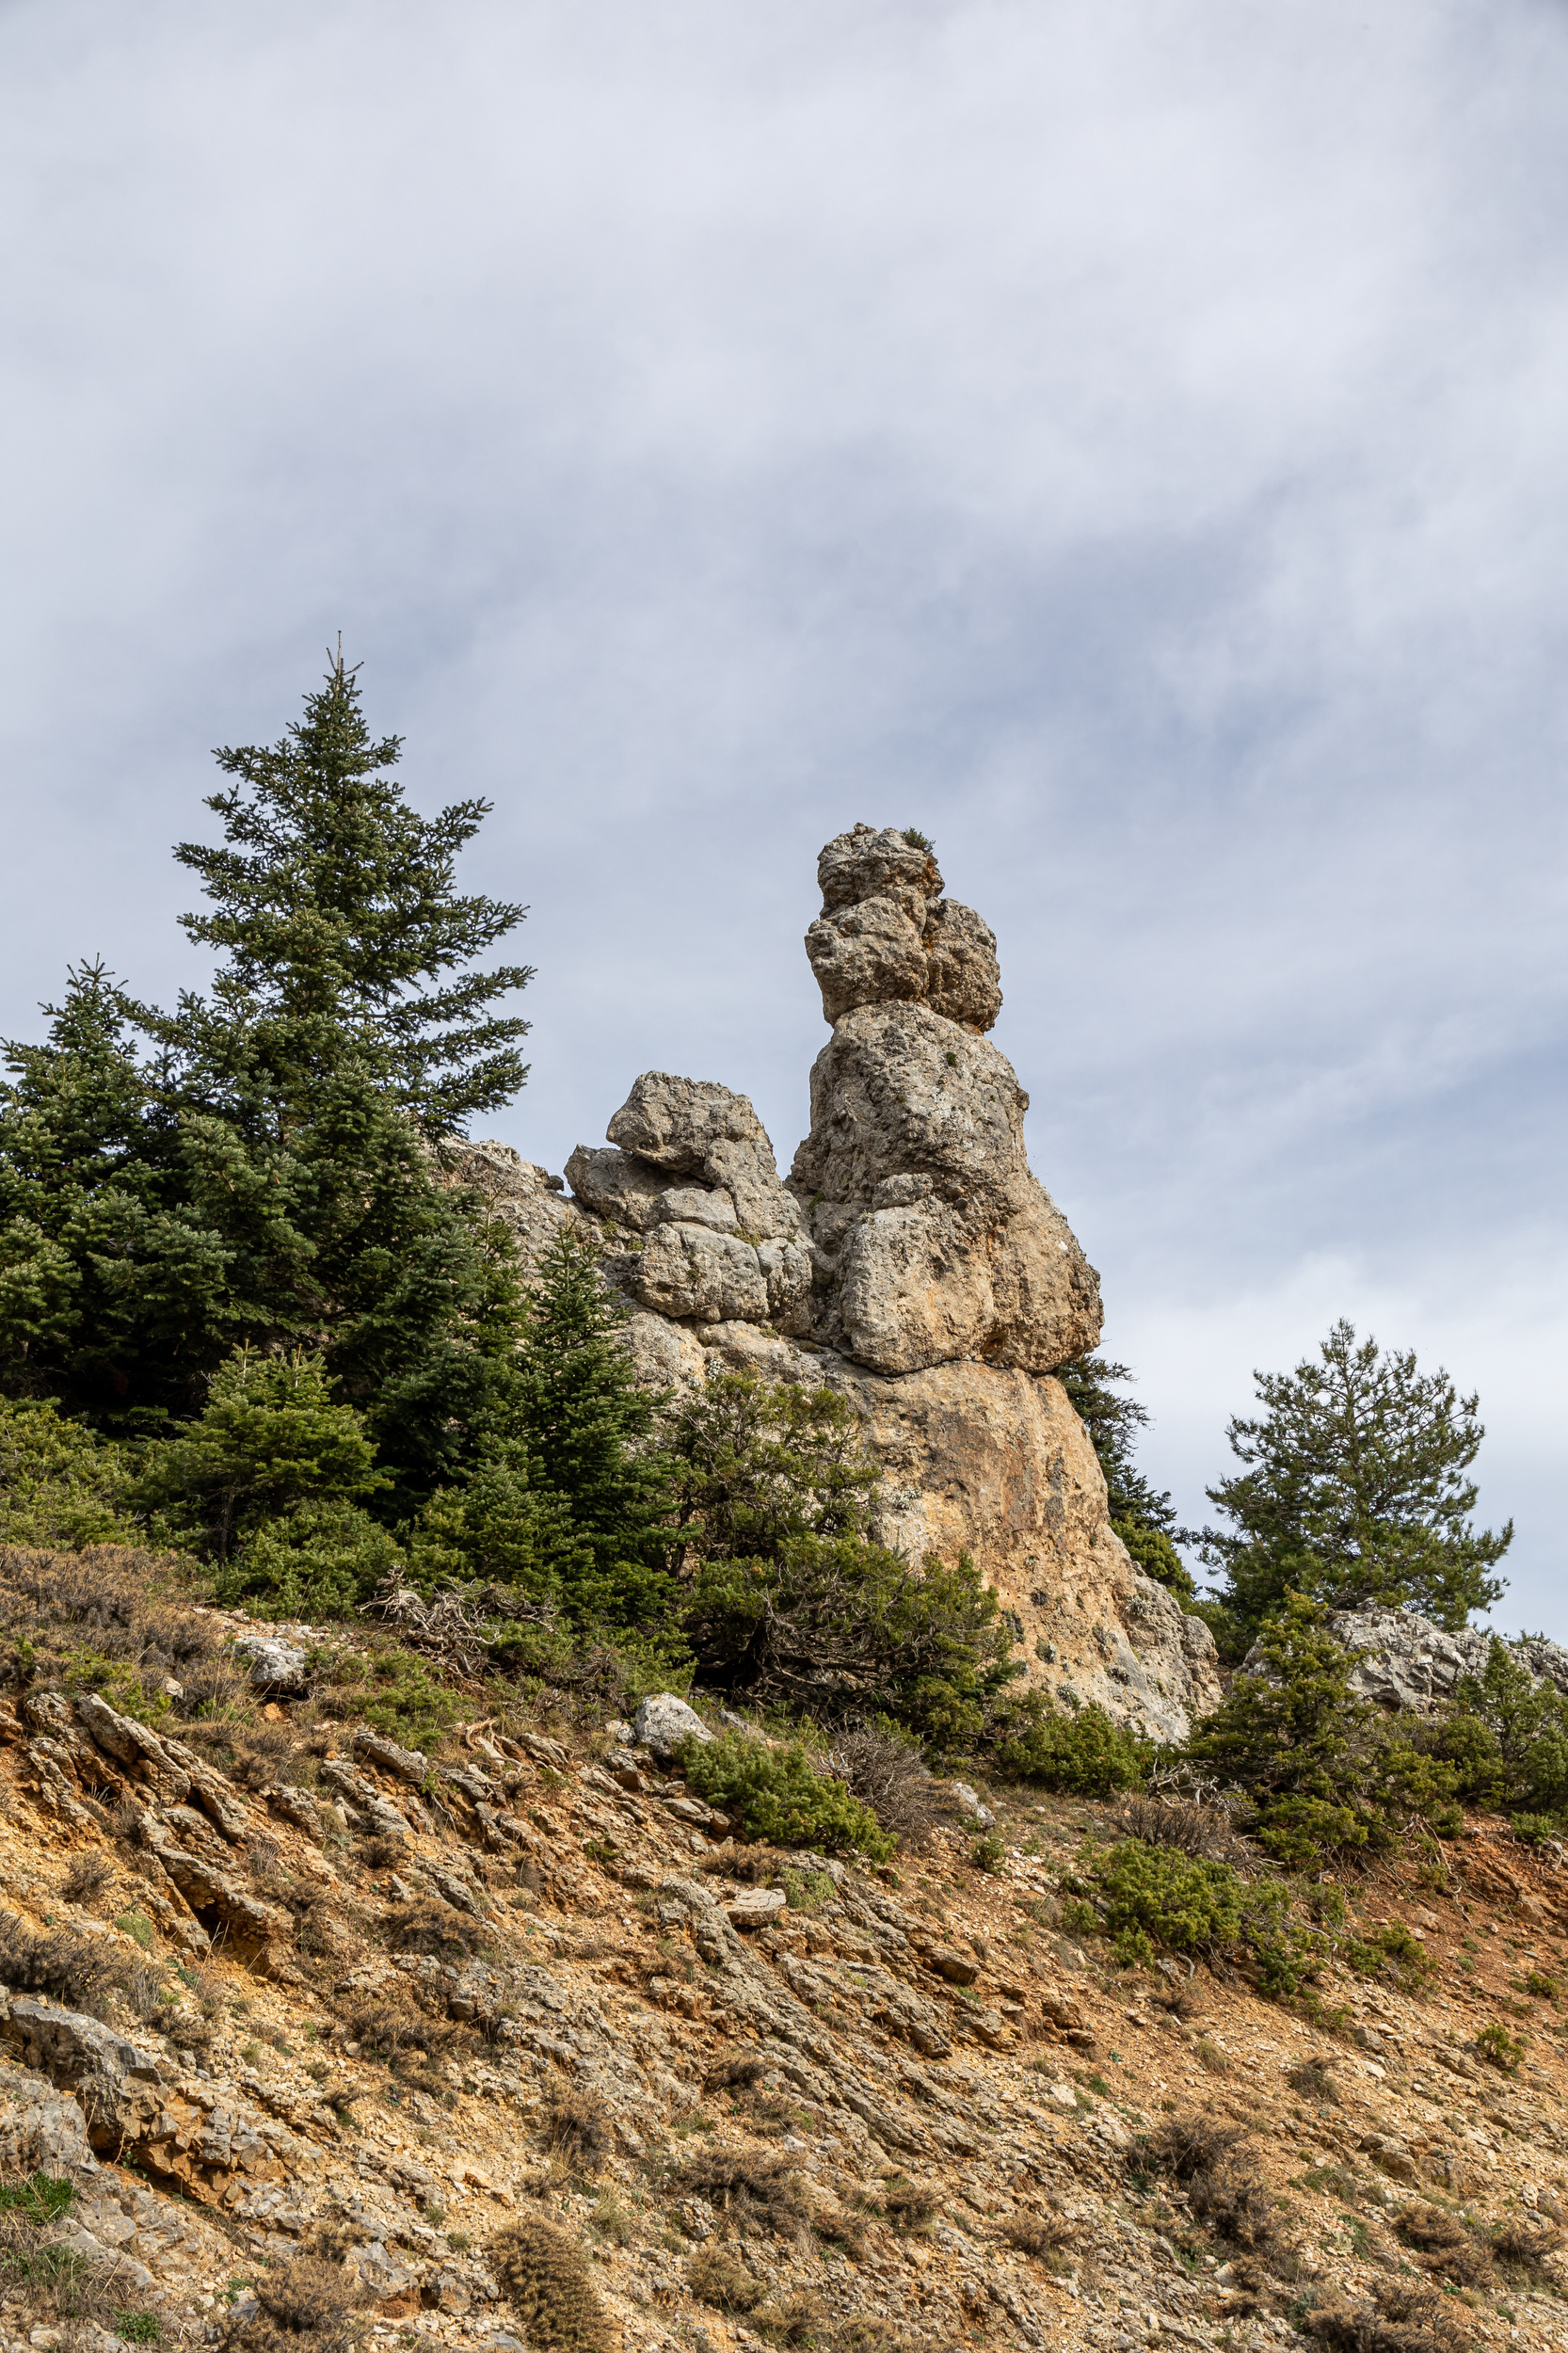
0,1546,1561,2353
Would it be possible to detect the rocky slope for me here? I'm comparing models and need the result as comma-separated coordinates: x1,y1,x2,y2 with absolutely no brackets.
454,824,1220,1745
0,1557,1565,2353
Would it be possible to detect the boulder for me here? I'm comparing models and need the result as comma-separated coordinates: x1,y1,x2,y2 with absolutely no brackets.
803,824,1002,1031
0,2054,98,2174
562,1145,669,1232
788,1001,1100,1373
232,1635,309,1693
1278,1607,1568,1716
3,1999,164,2154
634,1694,714,1761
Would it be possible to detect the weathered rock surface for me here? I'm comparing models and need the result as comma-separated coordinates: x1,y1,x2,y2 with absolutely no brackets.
1273,1606,1568,1716
806,824,1002,1030
465,824,1215,1738
634,1693,714,1761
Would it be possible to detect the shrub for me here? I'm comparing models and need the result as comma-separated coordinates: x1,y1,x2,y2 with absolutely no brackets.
218,2254,369,2353
688,2248,764,2313
545,2087,612,2172
666,2150,811,2238
1071,1839,1314,1993
822,1719,946,1849
1286,2058,1338,2105
1001,2214,1074,2273
325,1643,460,1751
1475,2021,1526,2073
1137,2117,1274,2250
216,1500,404,1618
1112,1791,1248,1862
990,1699,1151,1795
968,1831,1005,1874
60,1850,113,1906
0,1401,135,1549
0,1912,120,2013
340,1992,452,2065
680,1733,894,1860
1393,2205,1493,2285
378,1897,483,1961
488,2218,615,2353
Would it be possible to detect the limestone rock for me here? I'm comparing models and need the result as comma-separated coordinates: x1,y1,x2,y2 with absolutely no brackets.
232,1635,309,1693
441,1138,584,1273
804,824,1001,1031
634,1223,770,1324
0,2054,98,2175
694,1322,1222,1742
634,1694,714,1761
789,1001,1100,1373
3,1998,164,2154
562,1145,668,1233
1277,1607,1568,1716
607,1072,770,1174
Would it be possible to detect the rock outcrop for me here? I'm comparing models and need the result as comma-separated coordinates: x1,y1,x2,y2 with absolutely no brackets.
1275,1607,1568,1717
476,823,1220,1741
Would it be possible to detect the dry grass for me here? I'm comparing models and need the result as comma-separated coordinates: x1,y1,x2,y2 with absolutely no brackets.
489,2217,615,2353
1392,2204,1493,2285
0,2173,161,2346
217,2253,370,2353
879,2177,938,2233
1287,2057,1339,2105
668,2150,812,2239
339,1991,453,2065
0,1912,120,2016
58,1851,113,1907
1303,2281,1470,2351
545,2086,613,2172
378,1897,484,1959
1001,2212,1076,2273
688,2246,765,2313
1138,2115,1275,2251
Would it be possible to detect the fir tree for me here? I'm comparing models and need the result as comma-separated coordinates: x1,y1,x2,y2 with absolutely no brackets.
1201,1319,1510,1639
1058,1353,1195,1601
176,650,533,1129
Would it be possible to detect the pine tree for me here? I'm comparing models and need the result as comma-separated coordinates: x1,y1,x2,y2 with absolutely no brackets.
1201,1319,1511,1639
1058,1353,1195,1602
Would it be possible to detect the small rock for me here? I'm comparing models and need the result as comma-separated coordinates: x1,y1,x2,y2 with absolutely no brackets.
1048,2082,1077,2106
950,1781,996,1828
634,1693,715,1761
726,1889,788,1929
232,1635,310,1693
927,1947,981,1986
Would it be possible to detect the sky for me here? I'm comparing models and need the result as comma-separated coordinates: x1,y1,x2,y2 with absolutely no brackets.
3,1,1565,1628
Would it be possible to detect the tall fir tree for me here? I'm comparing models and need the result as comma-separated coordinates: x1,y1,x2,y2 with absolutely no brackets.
1058,1353,1195,1601
0,659,532,1497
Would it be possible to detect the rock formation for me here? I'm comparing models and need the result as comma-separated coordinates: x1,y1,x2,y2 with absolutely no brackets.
457,823,1221,1742
1273,1607,1568,1717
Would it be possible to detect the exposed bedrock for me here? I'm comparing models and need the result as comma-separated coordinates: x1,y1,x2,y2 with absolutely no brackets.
449,821,1219,1738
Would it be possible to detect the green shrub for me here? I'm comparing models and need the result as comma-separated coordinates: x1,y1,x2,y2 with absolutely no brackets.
1071,1839,1316,1994
216,1498,405,1618
1475,2022,1526,2073
324,1645,460,1752
991,1698,1151,1795
0,1400,135,1548
680,1732,894,1859
1511,1815,1562,1847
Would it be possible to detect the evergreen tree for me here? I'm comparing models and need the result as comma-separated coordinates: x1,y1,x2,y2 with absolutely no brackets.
1201,1319,1510,1639
493,1225,671,1624
1058,1353,1195,1601
176,650,533,1129
0,663,533,1495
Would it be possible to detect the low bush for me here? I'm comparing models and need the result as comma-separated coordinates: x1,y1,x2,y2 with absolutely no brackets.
1002,2213,1075,2273
822,1719,947,1849
340,1992,452,2065
218,2253,370,2353
378,1897,484,1960
1112,1791,1248,1864
666,2150,812,2238
1068,1839,1316,1993
1286,2057,1338,2105
1137,2117,1274,2251
488,2218,615,2353
1476,2021,1526,2073
688,2247,765,2313
680,1733,894,1859
1392,2205,1493,2285
0,1911,120,2014
545,2087,612,2172
990,1699,1151,1796
60,1849,113,1906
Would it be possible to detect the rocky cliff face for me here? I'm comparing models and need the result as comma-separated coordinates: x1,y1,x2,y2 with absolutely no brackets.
458,824,1220,1743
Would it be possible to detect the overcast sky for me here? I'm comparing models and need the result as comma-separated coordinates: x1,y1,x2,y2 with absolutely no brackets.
4,1,1564,1628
